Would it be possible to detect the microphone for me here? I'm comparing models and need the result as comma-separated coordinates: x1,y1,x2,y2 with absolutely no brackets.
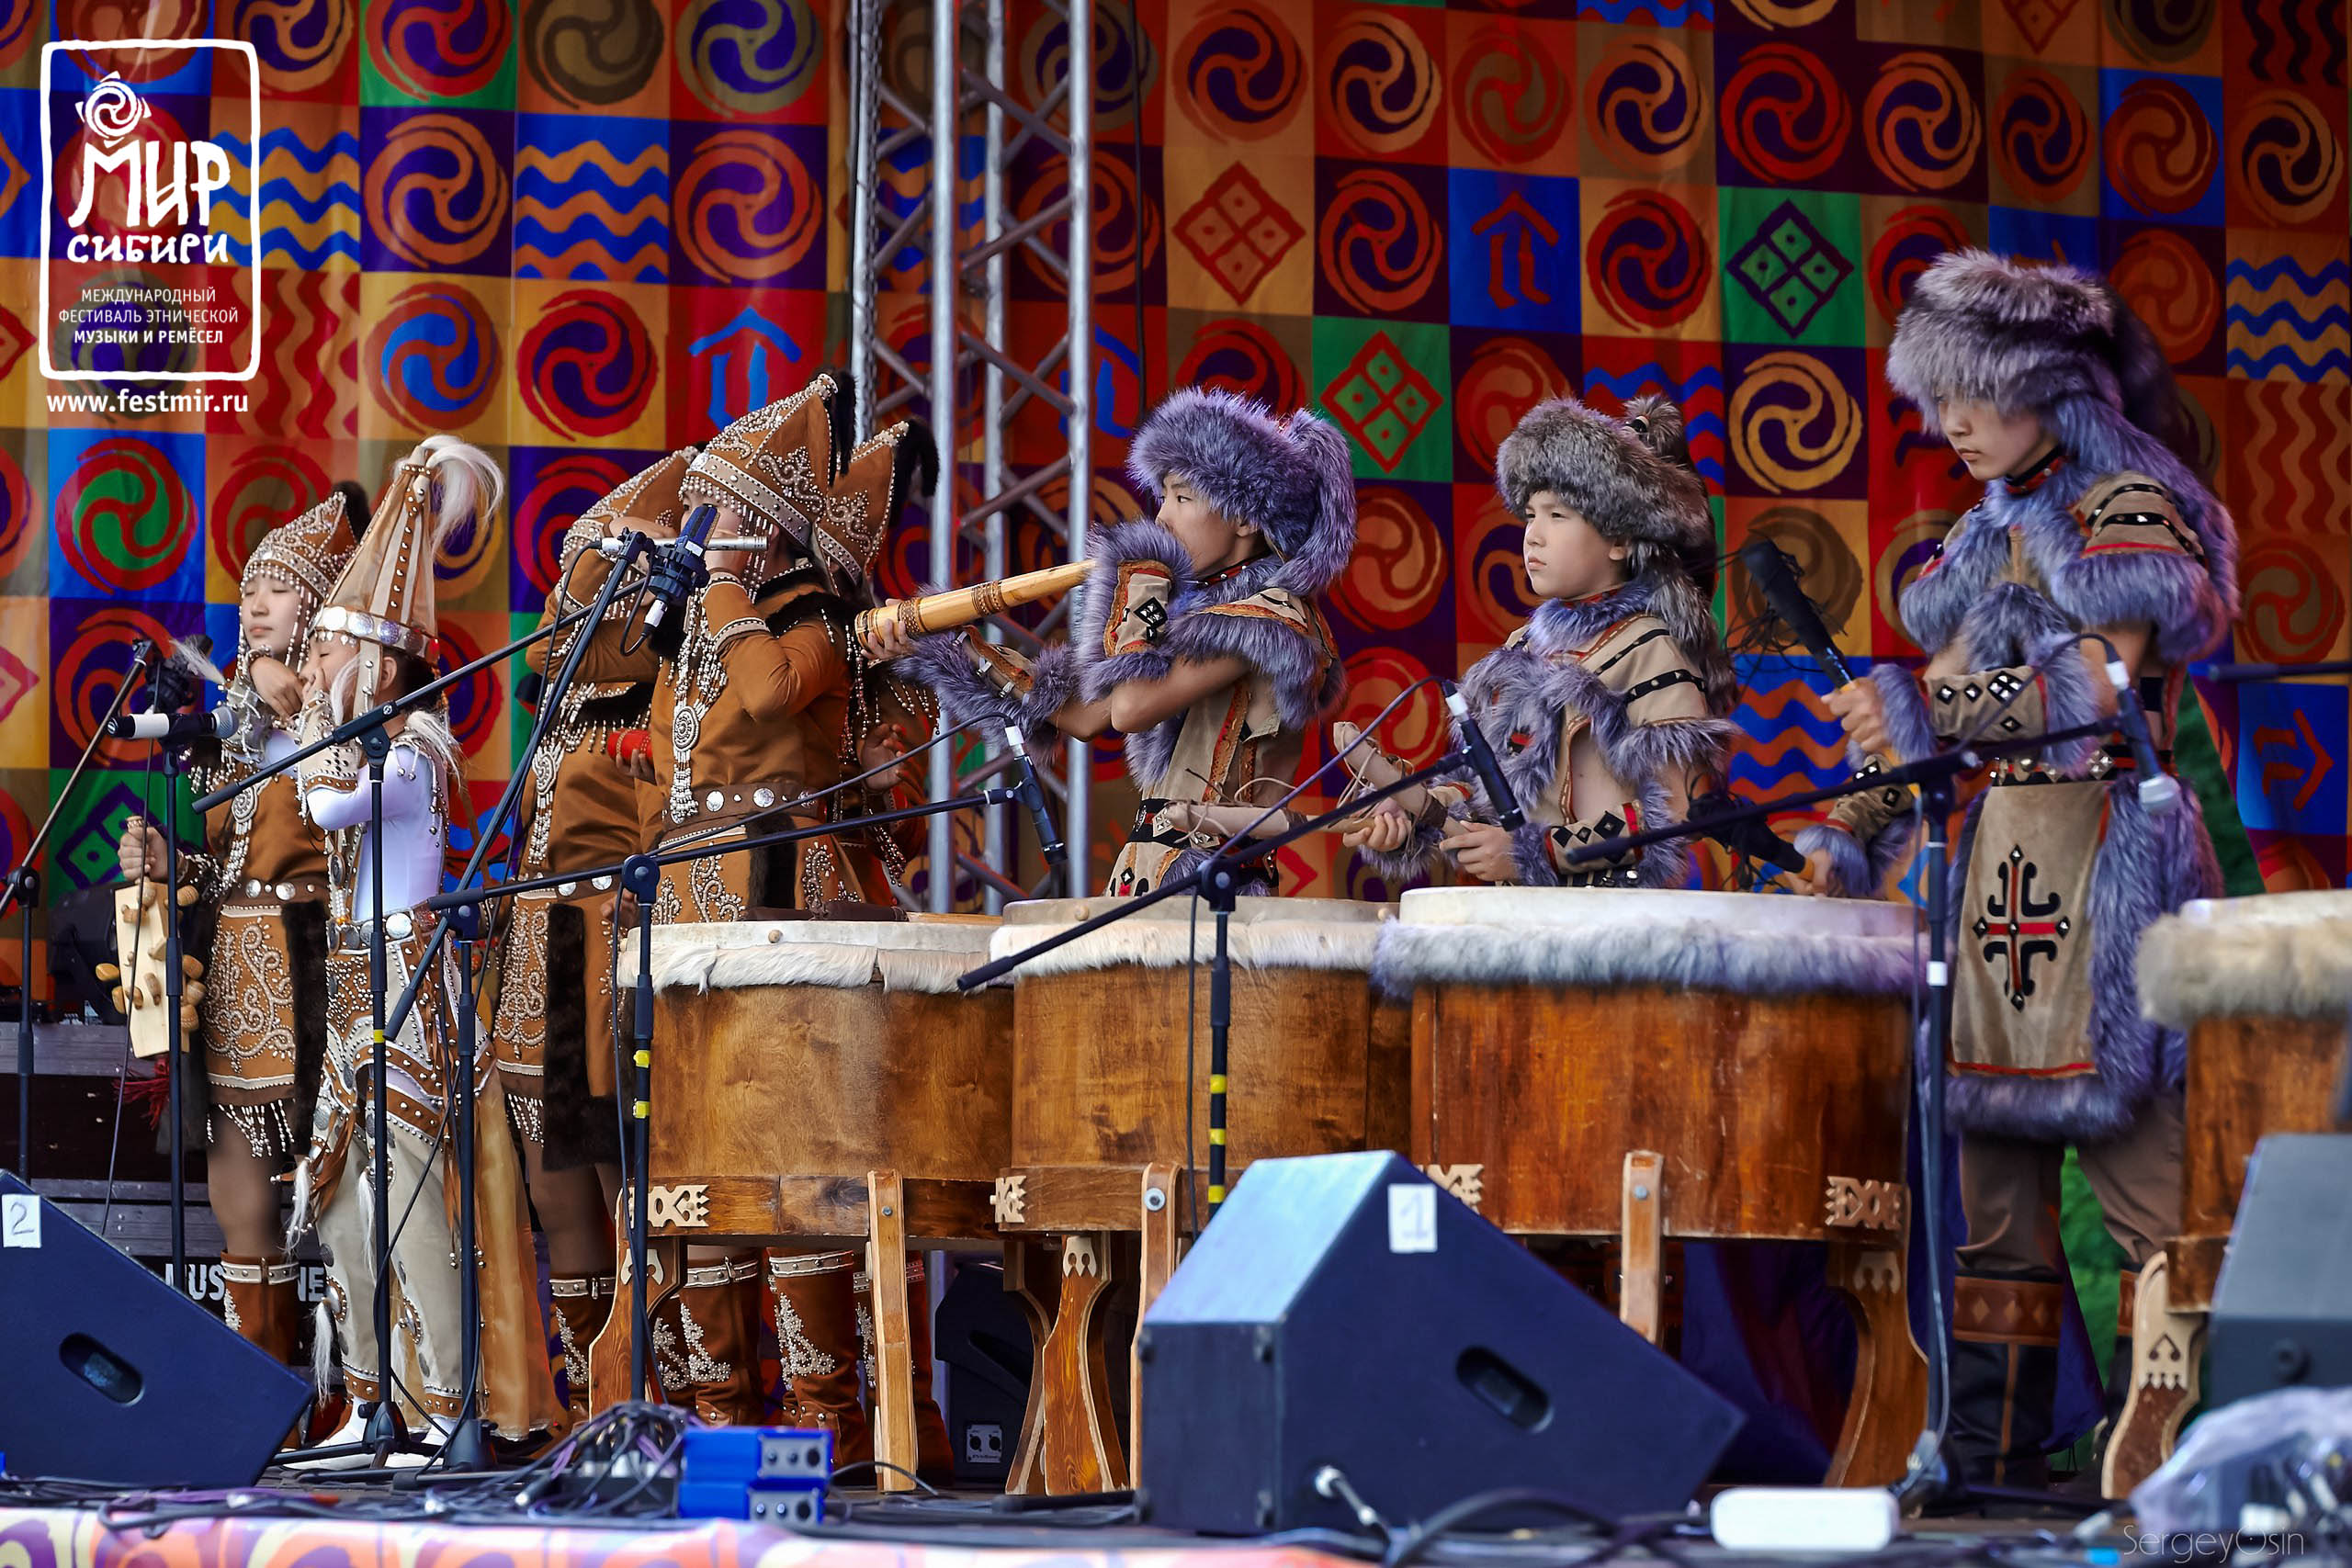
1445,682,1525,830
1739,538,1855,685
106,706,243,744
640,504,721,630
1688,791,1807,875
1005,726,1067,880
2102,659,2180,815
2202,659,2352,682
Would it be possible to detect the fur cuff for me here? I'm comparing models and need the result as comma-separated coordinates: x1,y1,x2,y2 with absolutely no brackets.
1352,821,1448,888
2060,547,2229,668
1793,822,1876,899
1862,663,1939,768
2024,629,2104,773
897,629,1076,748
1510,822,1566,886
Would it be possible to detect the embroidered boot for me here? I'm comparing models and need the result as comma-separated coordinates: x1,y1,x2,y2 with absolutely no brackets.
650,1286,695,1409
855,1257,956,1481
549,1274,615,1424
678,1254,768,1426
1949,1269,2064,1491
767,1250,869,1464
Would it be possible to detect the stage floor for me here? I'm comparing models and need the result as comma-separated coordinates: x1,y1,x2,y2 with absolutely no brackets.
0,1495,2120,1568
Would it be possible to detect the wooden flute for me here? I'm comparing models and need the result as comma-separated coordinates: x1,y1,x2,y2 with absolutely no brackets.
854,558,1094,647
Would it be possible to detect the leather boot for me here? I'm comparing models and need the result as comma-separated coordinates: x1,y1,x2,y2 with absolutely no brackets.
767,1250,868,1464
650,1285,695,1408
1949,1269,2064,1491
678,1254,768,1426
549,1274,615,1424
856,1257,955,1481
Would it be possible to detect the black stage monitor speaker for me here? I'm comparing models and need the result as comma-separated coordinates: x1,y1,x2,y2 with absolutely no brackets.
0,1173,311,1485
1135,1152,1743,1534
2210,1134,2352,1409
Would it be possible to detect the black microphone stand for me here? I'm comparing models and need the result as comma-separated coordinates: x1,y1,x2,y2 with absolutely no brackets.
1559,716,2117,1507
5,640,155,1180
424,786,1020,1395
955,756,1474,1220
192,550,646,1464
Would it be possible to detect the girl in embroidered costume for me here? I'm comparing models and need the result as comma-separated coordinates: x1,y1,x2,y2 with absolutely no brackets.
871,388,1355,897
1341,397,1736,887
1793,252,2237,1489
289,437,562,1447
484,449,691,1423
115,490,359,1427
640,375,949,1470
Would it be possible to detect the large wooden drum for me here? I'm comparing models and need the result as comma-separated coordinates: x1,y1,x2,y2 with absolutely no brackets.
2106,889,2351,1495
592,914,1010,1485
989,895,1407,1494
643,914,1011,1240
1374,886,1927,1486
994,895,1406,1225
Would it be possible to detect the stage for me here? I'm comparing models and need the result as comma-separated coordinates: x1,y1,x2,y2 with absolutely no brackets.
0,1495,2122,1568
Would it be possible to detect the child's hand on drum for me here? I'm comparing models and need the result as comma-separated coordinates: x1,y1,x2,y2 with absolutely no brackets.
1440,820,1517,883
1340,800,1413,853
1787,846,1843,897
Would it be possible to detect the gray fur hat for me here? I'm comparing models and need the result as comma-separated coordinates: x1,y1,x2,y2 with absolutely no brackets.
1495,394,1713,581
1886,250,2190,457
1125,389,1358,596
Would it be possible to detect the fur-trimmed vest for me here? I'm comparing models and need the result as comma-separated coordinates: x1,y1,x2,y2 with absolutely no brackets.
1799,453,2232,1143
1363,576,1735,889
903,520,1342,896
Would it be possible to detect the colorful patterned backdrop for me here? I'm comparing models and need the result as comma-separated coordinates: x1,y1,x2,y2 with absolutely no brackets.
1,0,2346,970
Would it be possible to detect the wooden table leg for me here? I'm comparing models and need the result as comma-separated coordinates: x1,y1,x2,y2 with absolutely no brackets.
865,1168,915,1494
1133,1162,1180,1476
1040,1231,1125,1494
1002,1239,1057,1496
1824,1228,1928,1487
1621,1152,1665,1346
589,1187,683,1411
2103,1250,2205,1498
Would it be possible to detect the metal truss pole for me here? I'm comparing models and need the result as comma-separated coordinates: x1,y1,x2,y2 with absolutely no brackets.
845,0,1093,909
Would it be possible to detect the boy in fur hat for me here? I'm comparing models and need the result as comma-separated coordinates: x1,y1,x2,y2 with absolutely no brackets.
115,490,358,1428
1341,396,1736,887
290,438,562,1448
1794,251,2237,1490
870,388,1353,897
639,376,948,1460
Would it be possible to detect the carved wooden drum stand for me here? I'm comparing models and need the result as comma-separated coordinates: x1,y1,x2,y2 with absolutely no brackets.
1375,886,1930,1487
588,915,1011,1491
990,896,1408,1495
2104,890,2352,1496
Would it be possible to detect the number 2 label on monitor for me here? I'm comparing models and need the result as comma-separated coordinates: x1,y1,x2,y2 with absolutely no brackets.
2,1193,38,1247
1388,1184,1436,1254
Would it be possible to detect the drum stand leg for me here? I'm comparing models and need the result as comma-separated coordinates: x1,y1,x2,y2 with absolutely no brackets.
1825,1219,1928,1487
2102,1250,2203,1498
865,1168,917,1494
1002,1239,1057,1495
1132,1162,1181,1473
1040,1230,1126,1493
1620,1152,1666,1345
588,1190,682,1412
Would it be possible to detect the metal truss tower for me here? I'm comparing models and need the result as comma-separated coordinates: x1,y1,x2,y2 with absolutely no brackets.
843,0,1093,911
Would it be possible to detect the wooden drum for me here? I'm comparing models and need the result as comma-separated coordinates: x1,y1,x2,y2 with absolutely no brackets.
591,914,1010,1483
2106,889,2352,1494
642,914,1011,1240
1375,886,1928,1486
989,895,1407,1494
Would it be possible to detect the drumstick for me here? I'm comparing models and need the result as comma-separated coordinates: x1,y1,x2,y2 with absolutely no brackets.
1329,722,1433,819
1159,801,1294,840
